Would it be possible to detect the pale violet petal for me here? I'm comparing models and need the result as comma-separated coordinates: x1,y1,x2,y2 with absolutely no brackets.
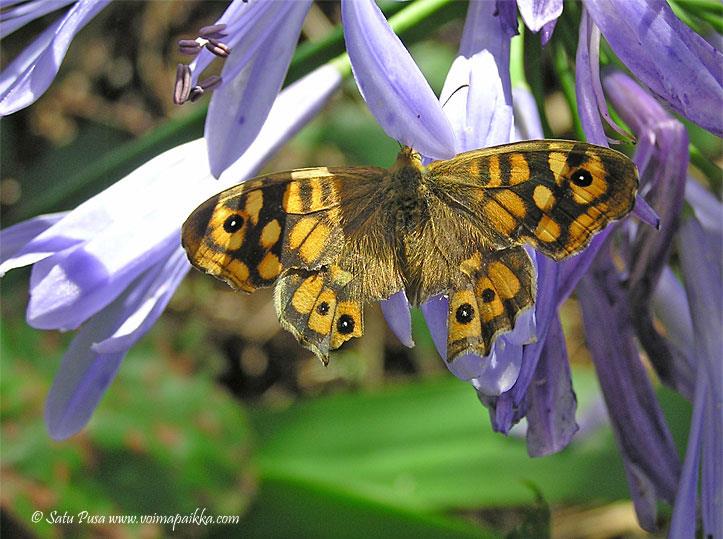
517,0,563,33
440,51,513,152
0,0,110,115
92,247,190,354
686,180,723,237
218,64,343,183
512,86,544,140
380,290,414,348
18,64,345,330
420,294,524,391
668,367,706,538
27,234,179,331
205,0,312,176
0,212,66,270
342,0,455,159
44,260,169,440
524,315,579,457
0,0,76,39
188,0,280,86
470,343,523,396
420,294,447,360
575,9,607,145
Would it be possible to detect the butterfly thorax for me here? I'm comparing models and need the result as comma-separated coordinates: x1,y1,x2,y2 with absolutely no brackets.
388,147,428,232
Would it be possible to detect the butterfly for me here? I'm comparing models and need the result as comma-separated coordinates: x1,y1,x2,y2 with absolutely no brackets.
181,140,638,364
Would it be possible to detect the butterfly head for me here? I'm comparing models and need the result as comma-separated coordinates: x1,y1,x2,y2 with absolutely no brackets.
391,146,423,172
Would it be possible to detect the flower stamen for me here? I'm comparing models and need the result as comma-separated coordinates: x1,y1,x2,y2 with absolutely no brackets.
173,64,192,105
188,76,223,103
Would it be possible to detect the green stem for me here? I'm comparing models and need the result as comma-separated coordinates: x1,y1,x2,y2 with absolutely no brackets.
552,43,584,140
689,144,723,197
523,30,554,138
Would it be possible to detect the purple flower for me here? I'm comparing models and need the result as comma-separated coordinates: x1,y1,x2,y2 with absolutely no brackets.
582,0,723,137
0,0,111,115
0,65,342,439
574,69,721,531
670,217,722,539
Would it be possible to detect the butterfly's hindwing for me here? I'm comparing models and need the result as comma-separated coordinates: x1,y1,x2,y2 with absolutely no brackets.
447,247,536,359
274,265,364,362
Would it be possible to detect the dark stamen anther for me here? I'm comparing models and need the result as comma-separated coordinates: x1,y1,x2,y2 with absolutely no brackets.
199,75,222,91
189,86,204,103
173,64,192,105
178,38,202,55
198,23,227,39
205,38,231,58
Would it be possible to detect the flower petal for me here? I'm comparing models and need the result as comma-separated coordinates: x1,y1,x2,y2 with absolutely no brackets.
380,290,414,348
517,0,563,33
583,0,723,136
0,0,76,39
524,315,578,457
668,364,705,539
686,179,723,237
0,0,110,115
44,269,160,439
92,247,190,353
11,64,344,330
678,218,722,436
342,0,455,159
512,86,544,140
27,233,179,331
421,294,524,392
677,219,722,538
575,9,607,146
605,70,691,394
0,211,66,269
205,0,312,176
578,252,681,513
187,0,279,86
440,51,514,152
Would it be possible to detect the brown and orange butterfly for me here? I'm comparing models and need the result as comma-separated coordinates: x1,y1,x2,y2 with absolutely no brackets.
182,140,638,364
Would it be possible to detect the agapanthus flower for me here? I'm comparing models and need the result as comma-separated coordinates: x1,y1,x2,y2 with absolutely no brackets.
0,64,342,439
344,0,721,532
0,0,111,115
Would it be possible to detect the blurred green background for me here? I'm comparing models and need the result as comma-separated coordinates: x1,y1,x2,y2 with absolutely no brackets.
1,1,708,537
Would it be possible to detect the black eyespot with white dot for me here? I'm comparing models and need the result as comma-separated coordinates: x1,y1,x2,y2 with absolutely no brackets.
223,214,244,233
455,303,475,324
337,314,355,334
571,168,593,187
481,288,496,303
316,301,330,316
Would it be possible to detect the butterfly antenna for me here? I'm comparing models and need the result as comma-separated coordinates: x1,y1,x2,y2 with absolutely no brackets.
442,84,469,109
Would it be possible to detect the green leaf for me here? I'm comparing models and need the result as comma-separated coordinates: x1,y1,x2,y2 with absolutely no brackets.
239,474,493,539
251,370,633,513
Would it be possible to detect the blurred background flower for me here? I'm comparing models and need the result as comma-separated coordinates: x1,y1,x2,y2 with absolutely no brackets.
1,1,721,537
